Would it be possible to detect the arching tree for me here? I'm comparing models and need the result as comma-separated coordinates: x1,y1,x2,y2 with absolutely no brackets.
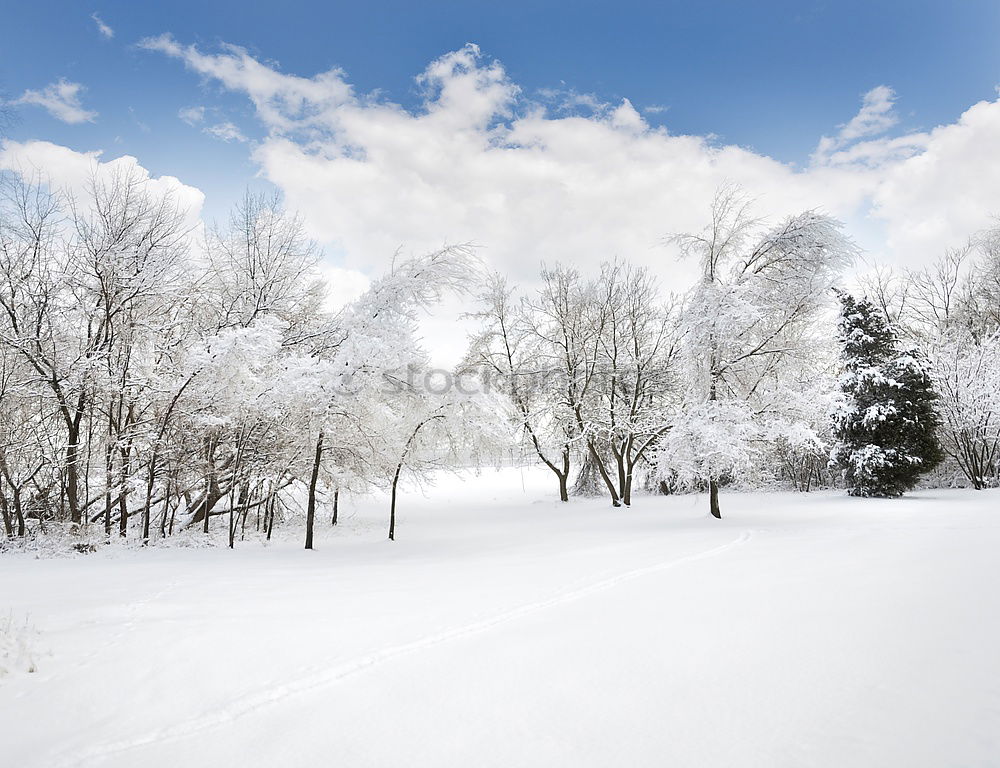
666,186,858,517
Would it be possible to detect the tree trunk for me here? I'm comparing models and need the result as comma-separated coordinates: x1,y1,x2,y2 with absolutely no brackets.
66,426,82,524
389,464,402,541
118,487,128,536
143,458,157,542
709,479,721,519
8,485,26,537
587,441,621,507
104,441,114,536
0,491,12,538
388,414,445,540
227,484,237,550
202,487,212,534
168,493,179,536
614,445,627,503
571,451,602,497
305,430,323,550
707,367,722,519
623,462,634,506
266,495,275,541
117,448,131,537
331,488,339,526
159,475,172,538
560,448,571,501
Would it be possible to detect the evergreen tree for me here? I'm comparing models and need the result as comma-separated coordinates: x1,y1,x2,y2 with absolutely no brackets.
831,291,943,497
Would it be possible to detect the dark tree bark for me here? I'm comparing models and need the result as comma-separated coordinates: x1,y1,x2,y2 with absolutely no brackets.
158,475,172,538
104,440,114,537
168,497,177,536
0,456,29,537
198,434,223,534
64,423,82,524
586,439,621,507
144,372,199,542
707,369,723,519
709,479,721,519
389,463,402,542
0,491,12,538
389,414,444,540
331,488,339,526
12,488,25,537
116,400,134,537
61,395,86,525
117,449,131,536
305,430,323,550
556,447,570,502
266,494,275,541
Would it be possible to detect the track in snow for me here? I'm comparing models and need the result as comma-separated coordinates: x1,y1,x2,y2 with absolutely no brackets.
57,529,754,767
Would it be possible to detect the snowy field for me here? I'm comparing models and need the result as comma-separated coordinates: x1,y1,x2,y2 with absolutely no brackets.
2,467,999,768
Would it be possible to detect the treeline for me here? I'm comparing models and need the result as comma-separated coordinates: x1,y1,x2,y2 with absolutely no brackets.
467,189,1000,511
0,168,497,547
1,173,998,548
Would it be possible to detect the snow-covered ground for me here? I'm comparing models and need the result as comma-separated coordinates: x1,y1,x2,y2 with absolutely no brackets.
2,467,999,767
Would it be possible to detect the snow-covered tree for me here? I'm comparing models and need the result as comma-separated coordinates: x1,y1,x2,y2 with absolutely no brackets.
855,230,1000,490
470,262,680,506
664,186,858,517
831,291,943,497
293,246,495,547
468,269,591,502
586,262,679,505
929,329,1000,489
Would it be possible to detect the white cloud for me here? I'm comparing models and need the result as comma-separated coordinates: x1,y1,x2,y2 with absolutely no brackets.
90,40,991,358
0,140,205,232
204,121,247,142
179,105,248,143
178,105,205,125
13,79,97,124
0,138,377,341
138,34,352,133
840,85,898,141
813,85,907,165
537,87,604,115
91,12,113,40
871,98,1000,262
317,263,370,311
138,40,1000,295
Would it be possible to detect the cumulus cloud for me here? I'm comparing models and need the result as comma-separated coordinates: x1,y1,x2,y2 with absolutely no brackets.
91,12,113,40
824,86,898,145
0,140,205,231
318,263,371,311
870,98,1000,261
12,79,97,124
146,40,995,283
812,85,926,168
30,40,1000,360
0,137,373,347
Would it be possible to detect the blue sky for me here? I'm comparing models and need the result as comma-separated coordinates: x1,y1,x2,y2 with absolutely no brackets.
5,1,1000,217
2,0,1000,326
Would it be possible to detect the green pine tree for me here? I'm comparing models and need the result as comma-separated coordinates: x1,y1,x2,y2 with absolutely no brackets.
831,291,944,497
